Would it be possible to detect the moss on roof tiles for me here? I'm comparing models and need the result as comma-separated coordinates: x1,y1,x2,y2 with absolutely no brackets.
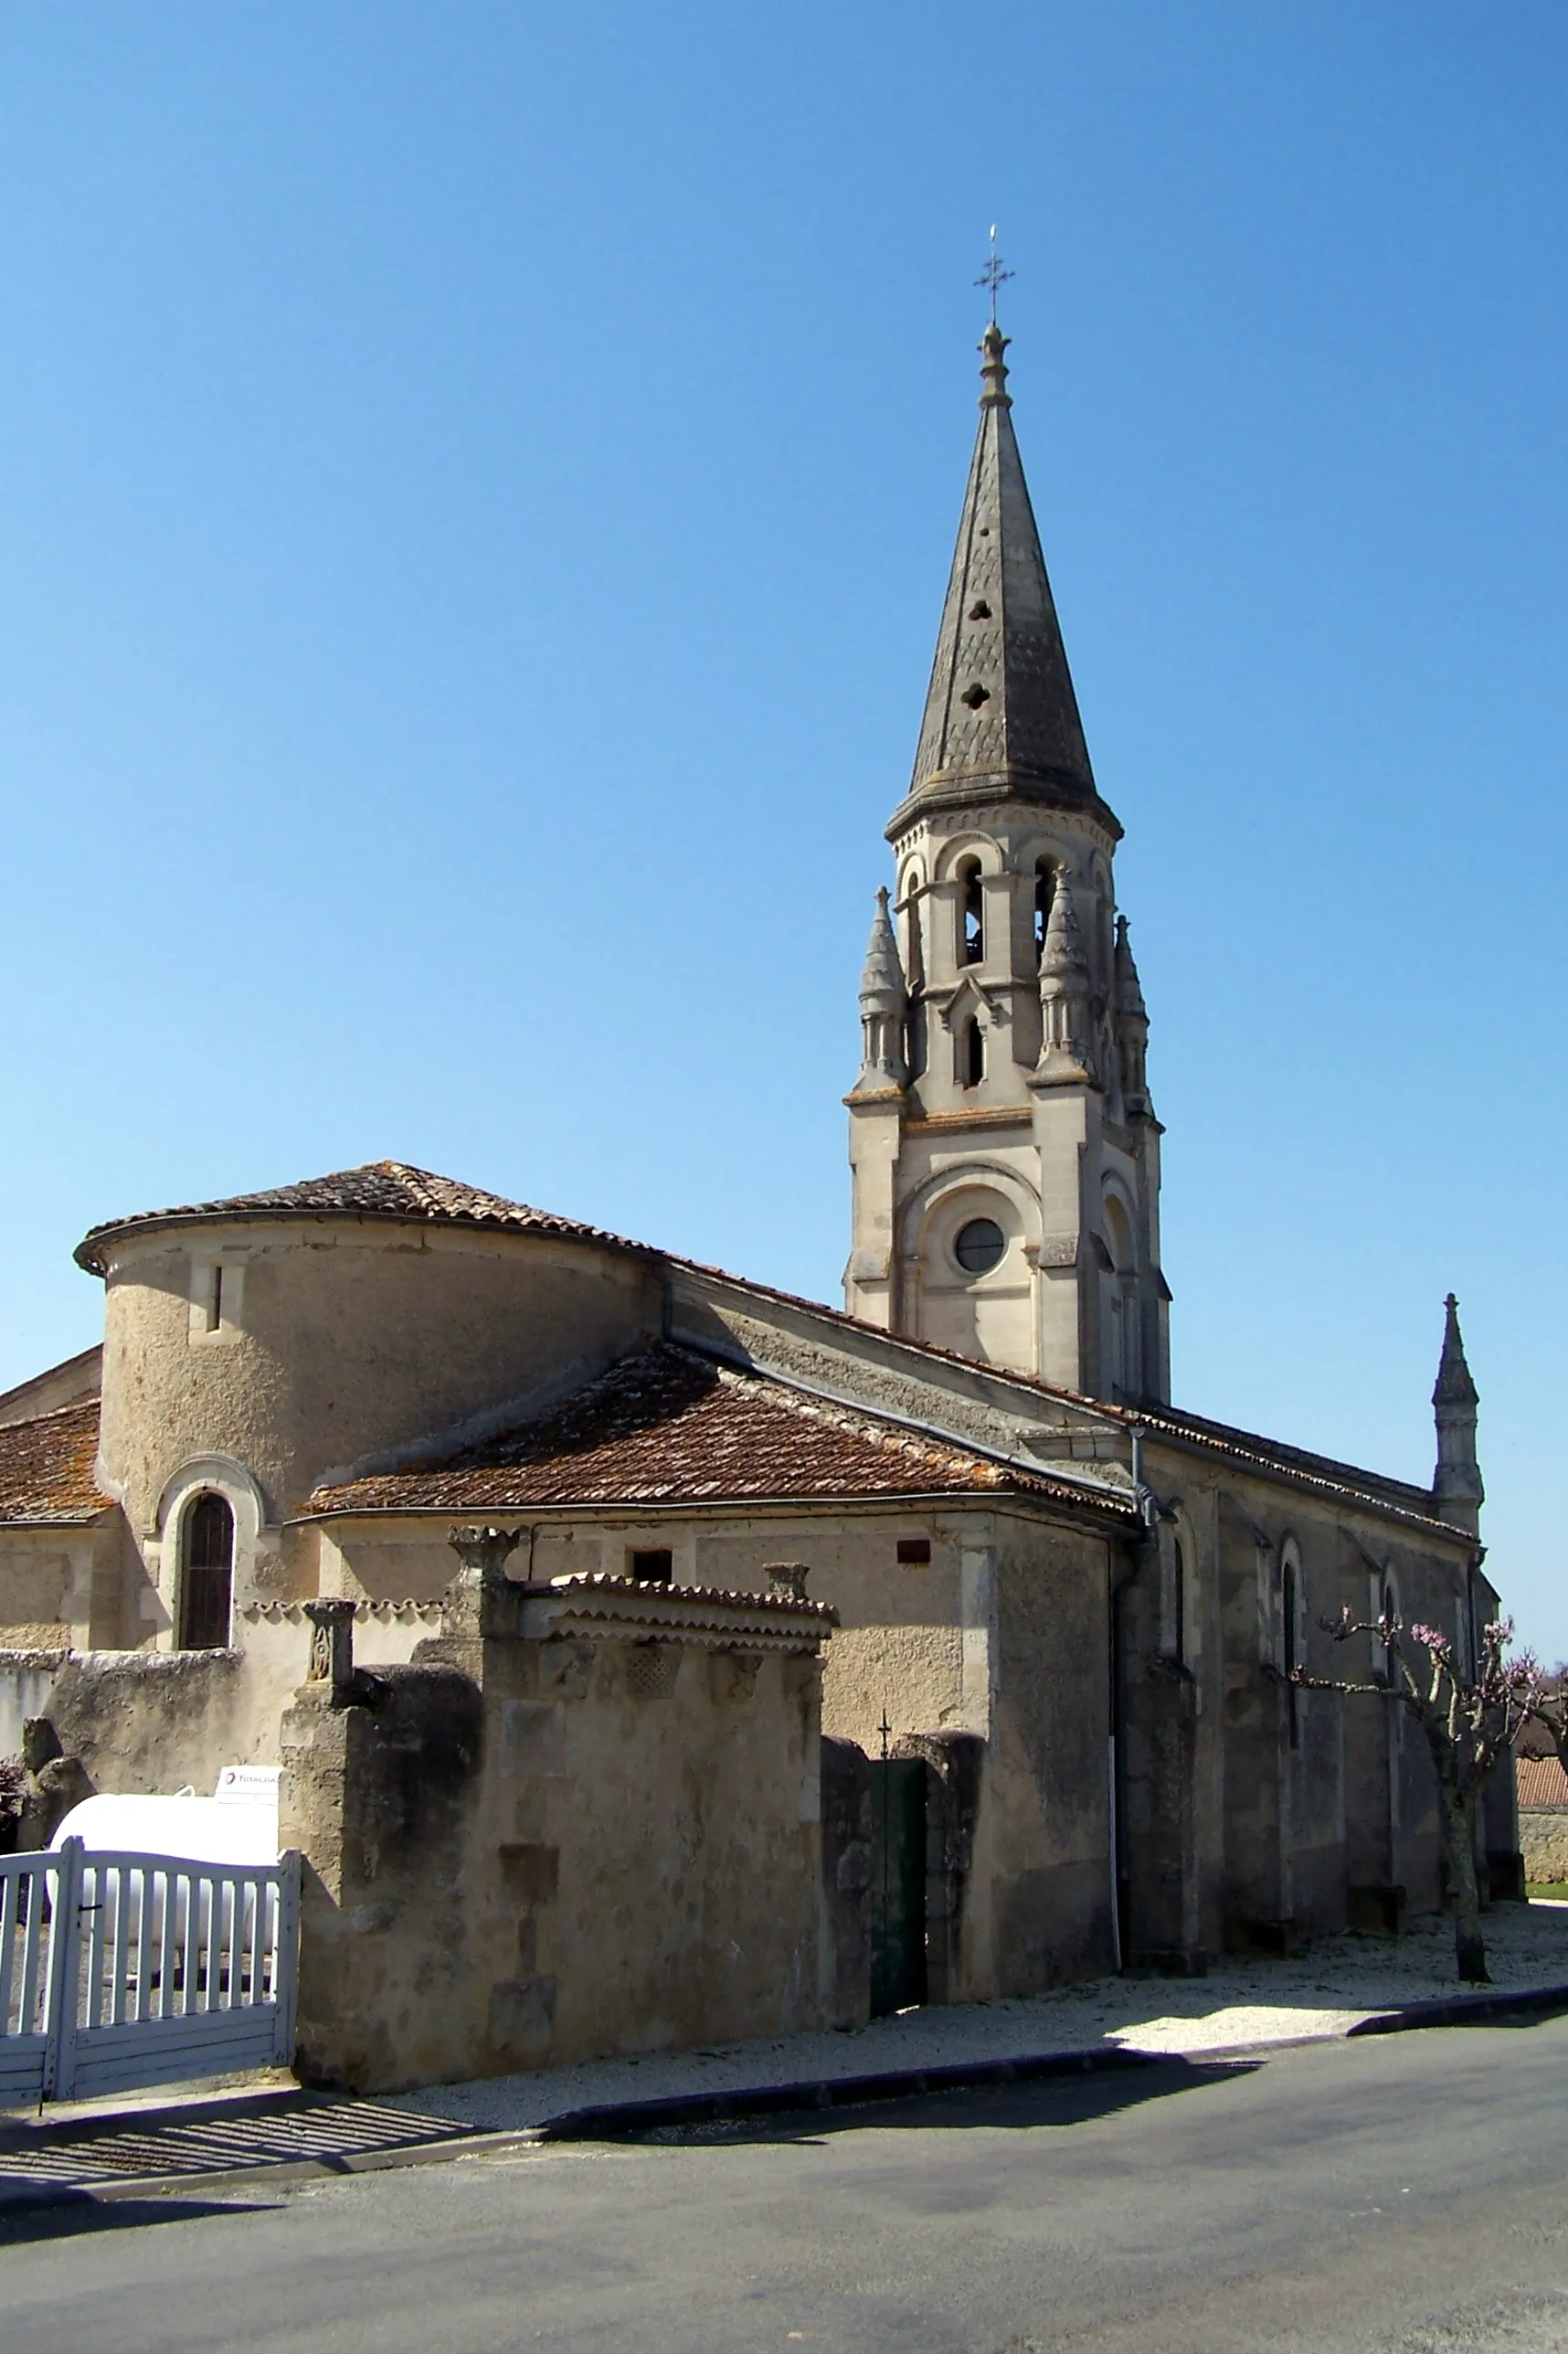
309,1342,1133,1520
0,1402,111,1523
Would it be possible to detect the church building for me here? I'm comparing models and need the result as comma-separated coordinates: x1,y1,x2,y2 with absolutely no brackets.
0,325,1515,2081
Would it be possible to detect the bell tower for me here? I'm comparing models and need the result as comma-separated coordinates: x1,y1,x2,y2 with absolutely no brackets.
845,324,1170,1403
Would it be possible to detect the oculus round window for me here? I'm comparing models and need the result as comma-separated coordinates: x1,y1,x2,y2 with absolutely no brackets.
953,1217,1005,1275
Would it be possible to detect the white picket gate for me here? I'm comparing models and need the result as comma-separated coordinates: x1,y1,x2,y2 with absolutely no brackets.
0,1838,299,2105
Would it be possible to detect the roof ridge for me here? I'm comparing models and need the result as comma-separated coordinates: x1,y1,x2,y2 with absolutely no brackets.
75,1162,647,1273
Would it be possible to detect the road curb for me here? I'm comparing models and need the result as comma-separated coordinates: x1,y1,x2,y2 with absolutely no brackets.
1346,1979,1568,2036
8,1979,1568,2213
530,2044,1156,2142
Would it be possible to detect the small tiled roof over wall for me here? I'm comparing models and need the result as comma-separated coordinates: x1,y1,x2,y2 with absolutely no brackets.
0,1402,110,1523
310,1342,1135,1520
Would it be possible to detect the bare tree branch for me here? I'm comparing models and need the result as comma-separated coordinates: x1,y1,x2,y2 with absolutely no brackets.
1294,1609,1541,1984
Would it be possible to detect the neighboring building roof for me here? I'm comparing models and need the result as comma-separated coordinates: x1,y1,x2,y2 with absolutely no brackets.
307,1342,1137,1522
75,1161,642,1274
0,1344,102,1430
1516,1755,1568,1810
0,1402,111,1524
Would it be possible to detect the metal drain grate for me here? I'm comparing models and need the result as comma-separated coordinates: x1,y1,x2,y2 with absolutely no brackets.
0,2099,474,2187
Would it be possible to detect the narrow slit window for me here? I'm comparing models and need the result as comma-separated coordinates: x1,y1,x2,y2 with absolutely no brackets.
1284,1562,1301,1750
906,995,927,1080
961,1017,984,1088
1173,1539,1186,1664
1034,861,1055,964
958,860,984,965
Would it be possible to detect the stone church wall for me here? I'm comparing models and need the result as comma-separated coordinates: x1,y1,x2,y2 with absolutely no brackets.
986,1522,1117,1992
96,1220,663,1561
1144,1434,1485,1952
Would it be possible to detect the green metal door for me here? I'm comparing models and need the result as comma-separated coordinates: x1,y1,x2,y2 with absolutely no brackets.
870,1758,927,2016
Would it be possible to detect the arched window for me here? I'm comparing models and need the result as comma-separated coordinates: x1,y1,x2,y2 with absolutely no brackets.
960,1016,984,1088
1033,860,1055,964
180,1492,235,1650
957,859,983,966
1283,1556,1301,1750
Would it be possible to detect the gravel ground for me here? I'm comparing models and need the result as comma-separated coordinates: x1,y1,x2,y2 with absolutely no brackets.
391,1898,1568,2134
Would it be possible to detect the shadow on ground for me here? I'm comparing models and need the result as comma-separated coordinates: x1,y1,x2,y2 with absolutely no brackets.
621,2057,1261,2146
0,2193,274,2246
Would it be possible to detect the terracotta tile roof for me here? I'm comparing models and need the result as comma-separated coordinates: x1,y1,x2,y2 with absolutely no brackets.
0,1402,111,1523
530,1572,838,1649
1517,1755,1568,1810
308,1343,1136,1521
75,1161,642,1274
544,1570,838,1623
671,1264,1462,1535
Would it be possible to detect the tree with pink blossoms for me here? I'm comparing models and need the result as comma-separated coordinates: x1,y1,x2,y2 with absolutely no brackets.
1293,1611,1540,1983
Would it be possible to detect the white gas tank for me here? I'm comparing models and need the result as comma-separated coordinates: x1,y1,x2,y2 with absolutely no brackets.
51,1766,281,1866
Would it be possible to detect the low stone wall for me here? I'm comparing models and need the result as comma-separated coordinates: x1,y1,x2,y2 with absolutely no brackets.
1520,1811,1568,1884
0,1651,68,1759
281,1555,848,2094
1,1608,438,1805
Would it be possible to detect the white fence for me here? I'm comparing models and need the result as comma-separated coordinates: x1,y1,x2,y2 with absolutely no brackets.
0,1837,299,2105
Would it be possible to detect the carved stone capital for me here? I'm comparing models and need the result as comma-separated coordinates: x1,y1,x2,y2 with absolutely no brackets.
445,1524,527,1641
303,1596,357,1702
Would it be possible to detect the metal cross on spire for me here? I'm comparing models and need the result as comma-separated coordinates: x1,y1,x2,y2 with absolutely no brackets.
975,226,1014,324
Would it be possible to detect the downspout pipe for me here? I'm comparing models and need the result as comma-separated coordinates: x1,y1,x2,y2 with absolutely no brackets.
1109,1425,1161,1971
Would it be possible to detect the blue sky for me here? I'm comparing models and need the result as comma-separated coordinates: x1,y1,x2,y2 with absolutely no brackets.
3,5,1564,1646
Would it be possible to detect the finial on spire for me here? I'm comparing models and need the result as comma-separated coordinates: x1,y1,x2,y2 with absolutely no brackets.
851,887,908,1095
1433,1292,1479,1409
1114,914,1152,1114
975,226,1014,326
1114,916,1147,1021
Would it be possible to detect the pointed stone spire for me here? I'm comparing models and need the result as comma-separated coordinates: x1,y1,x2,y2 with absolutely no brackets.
1114,915,1151,1113
1033,874,1097,1087
1113,915,1146,1020
1431,1293,1483,1536
851,886,908,1095
888,327,1117,842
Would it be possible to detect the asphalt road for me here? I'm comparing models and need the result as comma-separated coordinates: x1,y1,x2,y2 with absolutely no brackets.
5,2018,1568,2353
